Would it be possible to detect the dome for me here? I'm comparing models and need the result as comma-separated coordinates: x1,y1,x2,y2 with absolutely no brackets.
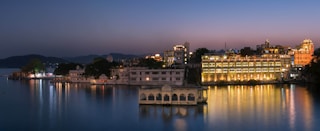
302,39,313,44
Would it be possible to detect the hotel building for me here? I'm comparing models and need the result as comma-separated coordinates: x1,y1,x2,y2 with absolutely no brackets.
201,54,290,84
164,42,190,66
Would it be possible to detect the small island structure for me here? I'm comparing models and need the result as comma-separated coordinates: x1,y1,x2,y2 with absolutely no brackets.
139,85,208,105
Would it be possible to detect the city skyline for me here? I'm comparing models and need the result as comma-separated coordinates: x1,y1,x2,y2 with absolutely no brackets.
1,0,320,58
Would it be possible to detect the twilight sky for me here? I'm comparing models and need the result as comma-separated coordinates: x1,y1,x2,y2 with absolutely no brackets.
0,0,319,58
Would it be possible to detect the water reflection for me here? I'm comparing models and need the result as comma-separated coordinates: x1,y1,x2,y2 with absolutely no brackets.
207,84,313,130
139,105,208,119
139,105,208,131
5,79,317,131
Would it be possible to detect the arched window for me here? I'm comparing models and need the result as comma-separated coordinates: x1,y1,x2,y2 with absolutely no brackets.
164,94,170,101
172,94,178,101
156,93,162,100
148,94,154,100
188,93,195,101
140,94,146,100
180,94,186,101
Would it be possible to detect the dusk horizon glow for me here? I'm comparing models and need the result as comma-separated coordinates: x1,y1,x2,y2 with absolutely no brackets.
1,1,319,58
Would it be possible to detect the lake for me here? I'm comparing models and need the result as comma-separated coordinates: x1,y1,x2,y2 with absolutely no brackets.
1,69,320,131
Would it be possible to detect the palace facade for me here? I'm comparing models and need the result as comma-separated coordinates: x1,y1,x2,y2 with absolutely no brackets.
139,85,207,105
111,67,185,86
201,54,290,84
293,39,314,67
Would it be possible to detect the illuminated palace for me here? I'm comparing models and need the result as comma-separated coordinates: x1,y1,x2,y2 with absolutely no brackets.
201,54,286,84
293,39,314,67
201,39,315,84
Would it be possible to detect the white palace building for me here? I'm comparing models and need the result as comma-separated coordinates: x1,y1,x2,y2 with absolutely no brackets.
110,67,185,86
138,85,208,105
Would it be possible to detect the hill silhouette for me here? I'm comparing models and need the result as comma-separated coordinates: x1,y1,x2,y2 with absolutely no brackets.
0,53,143,68
0,54,68,68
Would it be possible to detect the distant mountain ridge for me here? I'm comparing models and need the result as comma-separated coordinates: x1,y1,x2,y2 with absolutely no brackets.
0,53,143,68
0,54,68,68
63,53,141,64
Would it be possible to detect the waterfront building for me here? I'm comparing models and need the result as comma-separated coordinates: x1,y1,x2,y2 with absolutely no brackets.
110,67,130,84
293,39,314,67
164,42,190,67
138,85,207,105
129,68,184,85
255,39,310,80
68,66,91,83
111,67,185,86
201,54,290,84
90,74,109,84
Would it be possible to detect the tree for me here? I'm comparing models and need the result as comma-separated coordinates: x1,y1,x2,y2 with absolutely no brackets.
314,48,320,57
54,63,83,76
303,60,320,83
240,47,254,57
186,67,202,85
186,48,210,85
84,57,119,79
190,48,209,63
137,58,164,69
303,48,320,83
21,58,45,78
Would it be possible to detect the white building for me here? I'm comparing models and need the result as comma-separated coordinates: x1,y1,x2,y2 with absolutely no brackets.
173,42,190,64
164,42,190,67
66,66,185,85
163,50,175,67
139,85,207,105
68,66,91,83
111,67,185,86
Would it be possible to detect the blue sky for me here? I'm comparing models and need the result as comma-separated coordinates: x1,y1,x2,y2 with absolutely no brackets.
0,0,319,58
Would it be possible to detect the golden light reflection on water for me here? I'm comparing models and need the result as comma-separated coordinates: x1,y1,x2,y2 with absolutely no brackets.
174,119,186,131
139,105,208,122
207,84,313,130
25,80,315,130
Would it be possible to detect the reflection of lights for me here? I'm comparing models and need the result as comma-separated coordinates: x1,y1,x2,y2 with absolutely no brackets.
39,79,43,105
289,84,296,130
91,85,97,98
179,107,187,116
174,119,187,131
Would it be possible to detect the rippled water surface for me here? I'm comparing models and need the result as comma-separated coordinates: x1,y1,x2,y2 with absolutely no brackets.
1,69,320,131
